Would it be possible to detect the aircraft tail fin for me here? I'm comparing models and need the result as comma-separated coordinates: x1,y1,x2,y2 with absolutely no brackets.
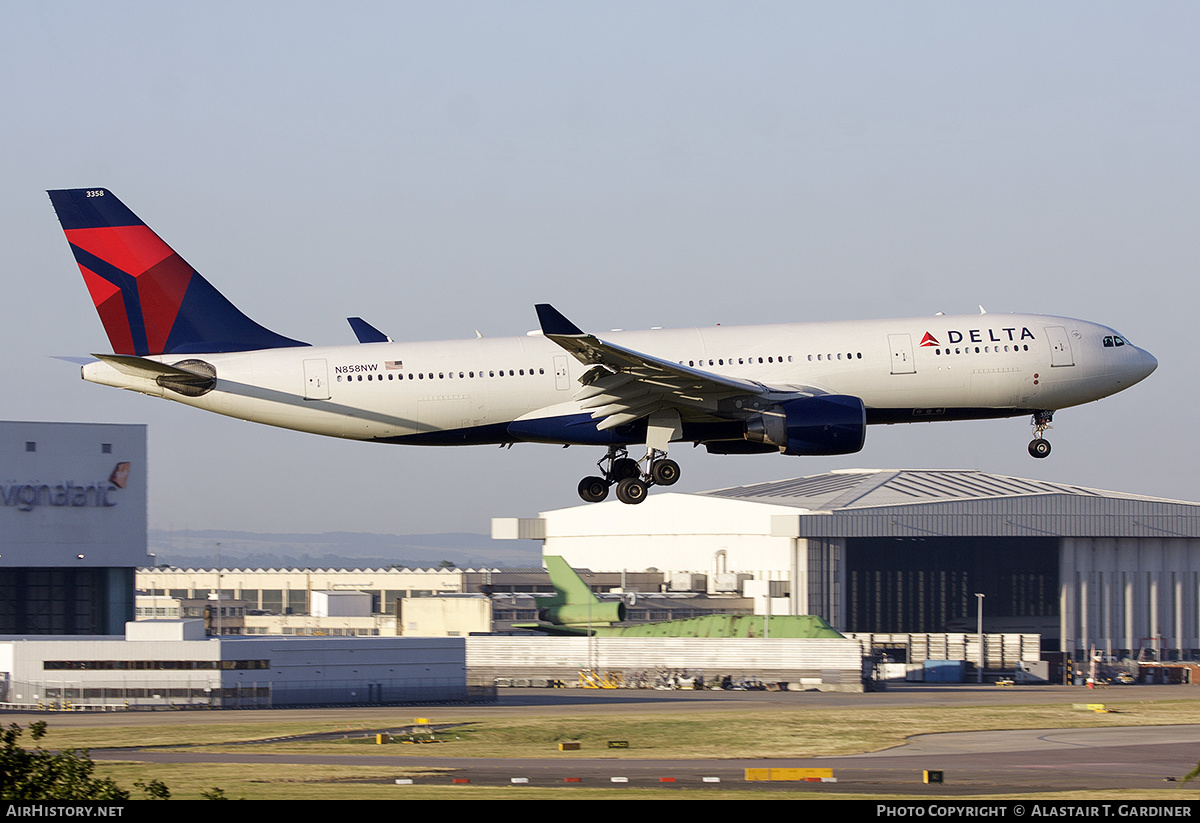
544,555,602,607
47,188,308,356
540,556,626,628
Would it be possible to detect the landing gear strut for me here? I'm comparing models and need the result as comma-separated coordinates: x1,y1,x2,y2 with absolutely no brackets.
1028,410,1054,458
577,446,682,504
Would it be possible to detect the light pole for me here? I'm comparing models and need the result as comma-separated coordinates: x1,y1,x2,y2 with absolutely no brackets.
975,593,985,684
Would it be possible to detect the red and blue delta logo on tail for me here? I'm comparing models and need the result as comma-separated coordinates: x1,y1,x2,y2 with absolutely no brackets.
47,189,307,356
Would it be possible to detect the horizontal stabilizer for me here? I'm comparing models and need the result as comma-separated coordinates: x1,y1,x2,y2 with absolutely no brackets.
93,353,208,380
90,353,216,396
50,356,96,366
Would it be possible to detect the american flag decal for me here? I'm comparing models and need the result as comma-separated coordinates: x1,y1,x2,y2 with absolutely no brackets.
385,360,404,370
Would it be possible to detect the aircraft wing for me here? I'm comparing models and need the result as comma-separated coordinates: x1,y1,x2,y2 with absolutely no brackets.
535,304,819,431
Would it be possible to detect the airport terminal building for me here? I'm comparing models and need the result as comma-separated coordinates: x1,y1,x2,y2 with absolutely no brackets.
495,469,1200,658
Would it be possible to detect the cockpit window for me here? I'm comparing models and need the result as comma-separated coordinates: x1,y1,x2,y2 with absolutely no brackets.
1103,336,1127,348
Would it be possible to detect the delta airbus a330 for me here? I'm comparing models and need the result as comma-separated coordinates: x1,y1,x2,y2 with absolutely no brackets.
48,188,1157,504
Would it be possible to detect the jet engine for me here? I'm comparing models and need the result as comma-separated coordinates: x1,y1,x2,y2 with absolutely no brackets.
744,394,866,456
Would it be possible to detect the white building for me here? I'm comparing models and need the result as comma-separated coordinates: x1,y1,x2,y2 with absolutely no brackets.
0,620,469,708
402,596,493,637
495,469,1200,658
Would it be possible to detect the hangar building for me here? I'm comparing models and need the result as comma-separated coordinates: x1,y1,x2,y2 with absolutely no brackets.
0,421,474,708
494,469,1200,658
0,421,146,634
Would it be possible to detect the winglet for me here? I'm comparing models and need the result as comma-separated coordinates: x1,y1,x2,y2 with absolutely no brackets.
535,304,585,337
347,317,390,343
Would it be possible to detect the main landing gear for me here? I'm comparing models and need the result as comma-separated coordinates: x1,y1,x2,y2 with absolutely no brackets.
1028,410,1053,458
577,446,681,505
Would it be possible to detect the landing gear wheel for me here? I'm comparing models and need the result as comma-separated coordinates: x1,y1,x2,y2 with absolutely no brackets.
615,477,648,505
1028,411,1054,459
1028,439,1051,459
611,458,640,481
650,458,680,486
578,476,610,503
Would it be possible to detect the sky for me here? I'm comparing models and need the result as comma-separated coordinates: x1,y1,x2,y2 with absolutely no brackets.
1,2,1197,538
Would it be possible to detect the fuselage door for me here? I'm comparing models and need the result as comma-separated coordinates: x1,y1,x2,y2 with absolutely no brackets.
554,355,570,391
887,334,916,375
303,358,331,400
1045,325,1075,367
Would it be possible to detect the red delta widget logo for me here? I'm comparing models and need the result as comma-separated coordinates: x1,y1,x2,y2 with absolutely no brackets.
920,327,1037,347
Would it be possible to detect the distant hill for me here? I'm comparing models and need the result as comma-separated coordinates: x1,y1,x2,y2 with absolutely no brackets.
146,529,541,570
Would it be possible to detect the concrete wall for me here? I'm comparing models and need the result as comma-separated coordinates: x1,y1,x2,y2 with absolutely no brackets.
466,636,864,692
402,597,492,637
312,591,372,617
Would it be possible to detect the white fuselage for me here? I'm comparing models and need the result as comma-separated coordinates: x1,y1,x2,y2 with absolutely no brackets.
81,312,1157,447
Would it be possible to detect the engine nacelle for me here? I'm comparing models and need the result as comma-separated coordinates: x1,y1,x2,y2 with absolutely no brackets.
744,394,866,456
158,359,217,397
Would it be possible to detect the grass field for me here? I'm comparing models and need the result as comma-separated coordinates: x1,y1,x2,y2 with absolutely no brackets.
20,695,1200,800
79,762,1200,802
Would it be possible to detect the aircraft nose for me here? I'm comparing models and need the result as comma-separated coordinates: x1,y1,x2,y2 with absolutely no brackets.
1129,347,1157,384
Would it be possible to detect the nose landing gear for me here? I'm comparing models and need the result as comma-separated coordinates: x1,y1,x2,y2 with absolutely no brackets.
577,446,682,504
1028,410,1054,458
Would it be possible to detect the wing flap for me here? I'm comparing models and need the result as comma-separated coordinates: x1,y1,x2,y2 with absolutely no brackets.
578,384,654,411
597,402,666,430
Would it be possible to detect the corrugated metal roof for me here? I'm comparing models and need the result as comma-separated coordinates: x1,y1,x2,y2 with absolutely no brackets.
703,469,1163,511
700,470,1200,539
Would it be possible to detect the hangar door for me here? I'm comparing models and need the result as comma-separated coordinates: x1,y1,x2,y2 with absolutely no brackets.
844,536,1058,635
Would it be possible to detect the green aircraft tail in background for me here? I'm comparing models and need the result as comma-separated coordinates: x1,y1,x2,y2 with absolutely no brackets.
535,556,626,631
517,557,843,639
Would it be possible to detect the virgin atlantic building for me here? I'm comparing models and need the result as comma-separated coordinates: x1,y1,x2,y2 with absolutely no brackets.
0,421,145,635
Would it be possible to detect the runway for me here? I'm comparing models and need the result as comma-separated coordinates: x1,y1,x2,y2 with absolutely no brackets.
87,725,1200,794
67,684,1200,795
34,682,1200,726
